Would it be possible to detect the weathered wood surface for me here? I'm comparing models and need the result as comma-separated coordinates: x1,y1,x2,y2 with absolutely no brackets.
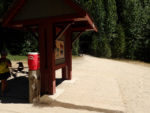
39,23,56,95
29,70,41,103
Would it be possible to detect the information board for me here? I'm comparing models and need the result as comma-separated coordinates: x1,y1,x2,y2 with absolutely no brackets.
55,40,65,59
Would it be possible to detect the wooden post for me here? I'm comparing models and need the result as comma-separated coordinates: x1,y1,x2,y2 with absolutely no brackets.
29,70,41,103
64,29,72,80
62,66,68,79
67,30,72,80
39,22,56,95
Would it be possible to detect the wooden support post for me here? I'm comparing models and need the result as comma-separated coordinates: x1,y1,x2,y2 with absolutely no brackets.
39,22,56,95
65,29,72,80
68,34,72,80
29,70,41,103
62,66,68,80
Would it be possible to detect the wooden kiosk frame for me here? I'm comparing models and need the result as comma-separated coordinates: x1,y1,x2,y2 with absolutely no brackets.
2,0,97,95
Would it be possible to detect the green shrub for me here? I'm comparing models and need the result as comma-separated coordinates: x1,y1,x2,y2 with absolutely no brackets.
72,39,80,56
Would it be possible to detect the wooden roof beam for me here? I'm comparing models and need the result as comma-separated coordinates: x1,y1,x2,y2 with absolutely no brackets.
2,0,26,27
71,26,93,32
56,22,74,40
72,32,83,44
9,15,86,26
85,14,98,32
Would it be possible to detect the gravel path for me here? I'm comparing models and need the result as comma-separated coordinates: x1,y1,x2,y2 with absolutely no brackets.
73,55,150,113
0,55,150,113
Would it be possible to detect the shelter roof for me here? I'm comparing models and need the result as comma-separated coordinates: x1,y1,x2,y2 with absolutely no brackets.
2,0,97,32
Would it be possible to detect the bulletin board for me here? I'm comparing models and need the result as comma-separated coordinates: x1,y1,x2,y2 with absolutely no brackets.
55,40,65,59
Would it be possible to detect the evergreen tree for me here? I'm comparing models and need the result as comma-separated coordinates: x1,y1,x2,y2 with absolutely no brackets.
97,34,112,58
104,0,118,39
72,39,80,56
111,24,126,58
90,34,99,56
1,0,150,62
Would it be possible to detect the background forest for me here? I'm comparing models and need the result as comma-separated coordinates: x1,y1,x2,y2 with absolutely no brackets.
0,0,150,62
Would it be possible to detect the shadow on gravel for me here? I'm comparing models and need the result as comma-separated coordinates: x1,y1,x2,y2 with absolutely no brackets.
36,96,120,113
0,76,29,103
0,76,64,103
51,100,120,113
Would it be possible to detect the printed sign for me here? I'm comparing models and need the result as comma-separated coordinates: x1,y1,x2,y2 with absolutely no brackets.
55,40,65,59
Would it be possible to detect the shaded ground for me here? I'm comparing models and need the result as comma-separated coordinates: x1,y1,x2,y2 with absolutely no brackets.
0,76,64,103
0,76,29,103
0,61,64,103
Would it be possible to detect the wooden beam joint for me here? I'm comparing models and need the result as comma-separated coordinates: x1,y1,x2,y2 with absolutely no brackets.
55,22,74,40
72,32,83,44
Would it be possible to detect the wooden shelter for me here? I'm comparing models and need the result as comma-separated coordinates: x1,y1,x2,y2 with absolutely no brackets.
2,0,97,95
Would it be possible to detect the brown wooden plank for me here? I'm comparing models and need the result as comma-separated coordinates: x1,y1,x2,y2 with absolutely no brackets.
38,24,46,94
56,23,73,40
65,29,72,80
55,63,67,70
2,0,26,27
72,32,83,44
38,22,56,95
9,14,83,26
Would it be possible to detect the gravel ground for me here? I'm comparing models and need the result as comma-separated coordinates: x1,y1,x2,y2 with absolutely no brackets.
73,55,150,113
0,55,150,113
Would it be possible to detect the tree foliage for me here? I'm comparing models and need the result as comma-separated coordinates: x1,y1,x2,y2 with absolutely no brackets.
72,39,80,56
0,0,150,62
74,0,150,62
111,24,126,58
0,27,38,55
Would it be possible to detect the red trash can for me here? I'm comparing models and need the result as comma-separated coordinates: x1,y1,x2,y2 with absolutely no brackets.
28,52,40,70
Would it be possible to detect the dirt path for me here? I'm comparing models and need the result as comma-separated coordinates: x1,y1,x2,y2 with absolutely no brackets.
0,55,150,113
72,55,150,113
